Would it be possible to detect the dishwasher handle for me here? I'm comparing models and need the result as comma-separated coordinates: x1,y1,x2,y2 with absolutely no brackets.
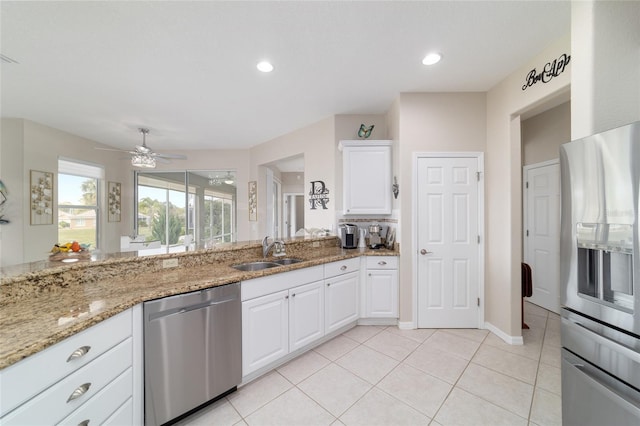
147,294,239,322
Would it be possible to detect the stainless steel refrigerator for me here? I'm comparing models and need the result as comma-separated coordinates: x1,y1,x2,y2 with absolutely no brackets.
560,121,640,425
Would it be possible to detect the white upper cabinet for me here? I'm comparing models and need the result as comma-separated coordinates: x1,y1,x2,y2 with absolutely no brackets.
340,140,392,215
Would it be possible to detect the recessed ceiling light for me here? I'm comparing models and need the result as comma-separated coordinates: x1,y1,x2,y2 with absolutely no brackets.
257,61,274,73
422,53,442,66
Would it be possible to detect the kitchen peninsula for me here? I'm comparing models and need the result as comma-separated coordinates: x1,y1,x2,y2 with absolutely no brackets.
0,235,398,369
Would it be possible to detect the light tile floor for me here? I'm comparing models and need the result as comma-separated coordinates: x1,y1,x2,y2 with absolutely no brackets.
177,302,561,426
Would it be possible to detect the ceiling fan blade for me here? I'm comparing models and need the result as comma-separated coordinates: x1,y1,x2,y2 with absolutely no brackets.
95,147,131,153
155,153,187,160
155,157,172,164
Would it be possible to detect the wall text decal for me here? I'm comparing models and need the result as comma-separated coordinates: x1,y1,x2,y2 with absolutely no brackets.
309,180,330,210
522,53,571,91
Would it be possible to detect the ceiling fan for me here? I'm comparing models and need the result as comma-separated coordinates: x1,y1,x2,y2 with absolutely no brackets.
96,128,187,168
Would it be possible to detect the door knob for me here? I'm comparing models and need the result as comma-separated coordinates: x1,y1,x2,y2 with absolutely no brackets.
420,249,432,255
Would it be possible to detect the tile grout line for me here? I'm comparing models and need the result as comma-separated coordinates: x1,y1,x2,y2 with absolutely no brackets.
526,309,550,424
426,329,491,424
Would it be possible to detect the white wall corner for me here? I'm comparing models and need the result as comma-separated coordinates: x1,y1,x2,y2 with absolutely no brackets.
397,320,416,330
484,321,524,345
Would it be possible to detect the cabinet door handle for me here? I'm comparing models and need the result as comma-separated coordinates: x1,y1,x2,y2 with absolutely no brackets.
78,420,90,426
378,261,387,265
67,383,91,403
340,265,347,271
291,293,296,298
326,283,331,287
285,295,289,299
368,273,372,276
66,346,91,362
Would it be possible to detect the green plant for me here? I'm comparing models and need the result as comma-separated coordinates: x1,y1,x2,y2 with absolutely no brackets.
151,208,182,245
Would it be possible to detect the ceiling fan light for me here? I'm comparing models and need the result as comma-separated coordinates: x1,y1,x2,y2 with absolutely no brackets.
224,172,234,185
131,154,156,168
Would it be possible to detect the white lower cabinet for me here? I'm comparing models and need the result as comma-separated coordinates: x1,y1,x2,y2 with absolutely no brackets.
289,280,325,352
325,271,359,333
242,261,360,378
242,290,290,375
0,307,142,426
364,256,399,318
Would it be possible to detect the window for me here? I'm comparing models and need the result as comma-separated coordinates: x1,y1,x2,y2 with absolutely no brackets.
135,170,236,251
58,159,103,249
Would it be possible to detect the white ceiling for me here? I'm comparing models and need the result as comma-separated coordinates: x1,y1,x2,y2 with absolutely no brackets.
1,1,570,152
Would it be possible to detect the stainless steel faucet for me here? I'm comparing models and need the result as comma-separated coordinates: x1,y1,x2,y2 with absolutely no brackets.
262,236,285,258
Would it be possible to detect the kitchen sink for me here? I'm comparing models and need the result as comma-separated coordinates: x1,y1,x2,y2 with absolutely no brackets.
231,258,305,271
231,261,281,271
272,258,304,266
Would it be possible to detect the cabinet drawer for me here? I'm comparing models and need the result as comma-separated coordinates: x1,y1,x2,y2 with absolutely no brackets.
1,338,132,425
58,367,133,426
0,309,132,416
365,256,398,269
242,265,323,301
103,397,133,426
324,258,360,278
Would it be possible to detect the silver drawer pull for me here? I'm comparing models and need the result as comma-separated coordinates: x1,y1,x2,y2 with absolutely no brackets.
78,420,90,426
67,383,91,403
67,346,91,362
378,261,387,265
340,265,347,271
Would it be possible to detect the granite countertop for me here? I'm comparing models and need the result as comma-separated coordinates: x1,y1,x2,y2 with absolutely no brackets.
0,239,398,370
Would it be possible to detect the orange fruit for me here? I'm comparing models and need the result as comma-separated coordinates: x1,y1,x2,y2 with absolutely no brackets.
71,241,81,252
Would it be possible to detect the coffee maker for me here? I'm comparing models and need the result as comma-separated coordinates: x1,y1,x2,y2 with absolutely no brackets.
368,223,386,249
339,223,359,249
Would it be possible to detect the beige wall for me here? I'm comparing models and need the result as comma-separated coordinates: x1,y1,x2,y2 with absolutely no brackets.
249,116,335,239
0,119,25,266
395,92,487,324
0,119,132,266
485,35,571,338
522,101,571,166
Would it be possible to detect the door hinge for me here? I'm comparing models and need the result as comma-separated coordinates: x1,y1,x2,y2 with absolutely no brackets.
476,171,481,182
477,297,480,307
526,230,529,237
526,181,529,189
477,235,480,244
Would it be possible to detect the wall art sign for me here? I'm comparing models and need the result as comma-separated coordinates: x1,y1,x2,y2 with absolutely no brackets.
108,181,121,222
0,179,8,224
522,53,571,91
248,181,257,221
30,170,54,225
309,180,330,210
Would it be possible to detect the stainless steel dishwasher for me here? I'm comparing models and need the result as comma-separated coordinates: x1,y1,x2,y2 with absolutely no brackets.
144,282,241,426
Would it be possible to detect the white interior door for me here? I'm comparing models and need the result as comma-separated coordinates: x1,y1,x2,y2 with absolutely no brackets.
417,156,480,328
524,160,560,314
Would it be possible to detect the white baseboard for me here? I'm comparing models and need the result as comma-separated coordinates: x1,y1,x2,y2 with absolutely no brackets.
397,320,415,330
358,318,398,326
484,321,524,345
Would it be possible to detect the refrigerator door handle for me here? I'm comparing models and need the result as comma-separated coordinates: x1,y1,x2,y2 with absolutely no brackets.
563,351,640,416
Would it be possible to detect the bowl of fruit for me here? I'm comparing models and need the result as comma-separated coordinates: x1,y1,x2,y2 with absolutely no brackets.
49,241,91,262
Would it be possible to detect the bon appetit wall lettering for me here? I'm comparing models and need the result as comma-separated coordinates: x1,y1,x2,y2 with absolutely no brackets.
522,53,571,91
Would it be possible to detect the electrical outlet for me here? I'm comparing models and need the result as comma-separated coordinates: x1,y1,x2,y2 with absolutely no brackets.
312,241,320,248
162,258,179,268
